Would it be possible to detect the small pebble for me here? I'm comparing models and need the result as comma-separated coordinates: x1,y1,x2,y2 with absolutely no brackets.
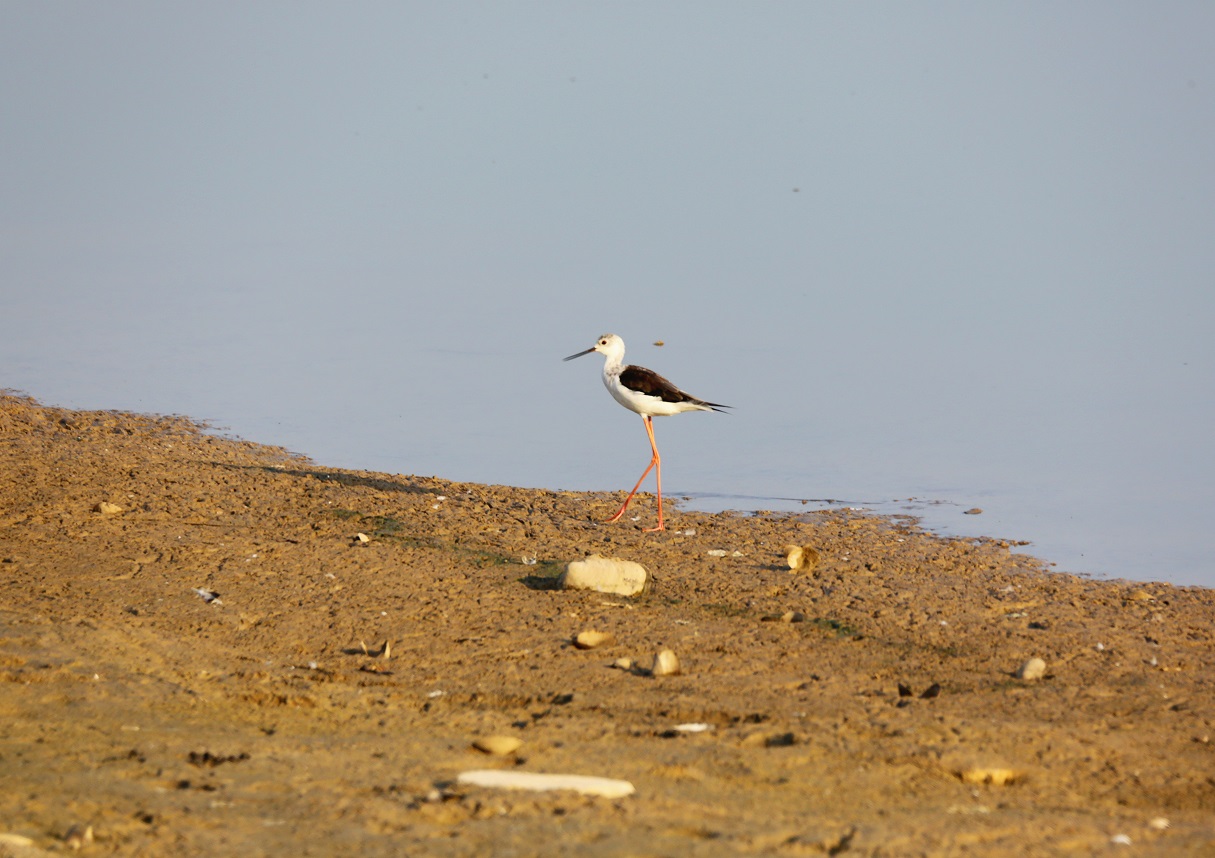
963,508,983,515
573,630,615,650
192,587,222,604
1148,817,1170,830
94,501,123,515
472,735,523,755
612,657,635,671
780,611,805,623
354,532,370,544
64,824,94,850
1111,834,1132,846
782,544,820,572
1017,657,1047,680
652,649,681,676
959,766,1019,785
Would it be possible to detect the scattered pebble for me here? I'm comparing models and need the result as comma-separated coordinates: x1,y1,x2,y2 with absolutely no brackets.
741,731,797,748
781,611,805,623
94,501,123,515
573,630,615,650
783,544,821,573
64,824,94,850
353,532,370,544
559,554,647,597
651,649,681,676
192,587,222,604
457,769,635,798
612,657,634,671
1017,657,1047,680
1148,817,1169,830
673,723,712,733
1111,833,1132,846
707,549,728,557
471,735,523,755
959,766,1019,785
964,508,983,515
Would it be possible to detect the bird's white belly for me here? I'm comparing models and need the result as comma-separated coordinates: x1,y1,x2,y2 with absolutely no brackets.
604,375,686,417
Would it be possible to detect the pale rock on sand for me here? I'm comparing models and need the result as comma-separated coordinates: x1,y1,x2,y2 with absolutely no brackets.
471,735,523,755
559,555,647,596
573,630,615,649
652,649,681,676
457,770,635,798
1017,657,1047,680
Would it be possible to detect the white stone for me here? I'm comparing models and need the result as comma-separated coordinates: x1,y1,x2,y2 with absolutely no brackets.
1017,657,1047,680
782,544,820,572
471,735,523,755
559,555,647,596
573,630,615,650
457,770,635,798
652,649,681,676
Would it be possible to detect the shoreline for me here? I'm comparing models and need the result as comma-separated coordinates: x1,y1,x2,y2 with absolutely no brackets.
2,393,1213,855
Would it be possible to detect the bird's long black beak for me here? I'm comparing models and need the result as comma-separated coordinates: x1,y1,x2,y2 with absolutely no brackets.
563,347,595,362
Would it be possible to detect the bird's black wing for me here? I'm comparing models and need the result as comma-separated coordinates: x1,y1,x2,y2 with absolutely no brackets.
620,365,729,410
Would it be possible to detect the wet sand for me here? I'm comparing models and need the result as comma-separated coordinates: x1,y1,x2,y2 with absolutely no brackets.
1,393,1213,856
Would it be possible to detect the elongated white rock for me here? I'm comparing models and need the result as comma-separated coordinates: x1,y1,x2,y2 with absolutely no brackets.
457,769,636,798
559,555,647,596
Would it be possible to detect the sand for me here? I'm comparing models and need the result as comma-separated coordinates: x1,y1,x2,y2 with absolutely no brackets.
1,392,1212,856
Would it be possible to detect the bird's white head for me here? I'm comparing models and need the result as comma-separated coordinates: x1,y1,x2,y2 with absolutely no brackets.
563,333,626,364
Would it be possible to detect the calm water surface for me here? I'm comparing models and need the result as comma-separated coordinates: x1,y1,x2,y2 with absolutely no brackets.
2,4,1212,586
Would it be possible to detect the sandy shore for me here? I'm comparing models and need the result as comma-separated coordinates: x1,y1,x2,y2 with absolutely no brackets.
1,393,1213,856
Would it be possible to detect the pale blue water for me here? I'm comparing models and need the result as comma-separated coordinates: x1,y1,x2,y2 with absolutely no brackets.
2,4,1212,586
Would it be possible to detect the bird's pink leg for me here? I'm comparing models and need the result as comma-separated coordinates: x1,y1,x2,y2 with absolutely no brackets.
641,416,665,532
606,416,661,528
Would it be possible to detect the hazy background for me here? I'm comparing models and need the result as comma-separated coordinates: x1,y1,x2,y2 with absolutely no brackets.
2,3,1212,585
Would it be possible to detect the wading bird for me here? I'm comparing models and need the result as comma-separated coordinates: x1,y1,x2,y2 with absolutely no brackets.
563,333,729,531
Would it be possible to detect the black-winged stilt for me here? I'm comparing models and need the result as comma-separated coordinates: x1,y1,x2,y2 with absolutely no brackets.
563,333,729,532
